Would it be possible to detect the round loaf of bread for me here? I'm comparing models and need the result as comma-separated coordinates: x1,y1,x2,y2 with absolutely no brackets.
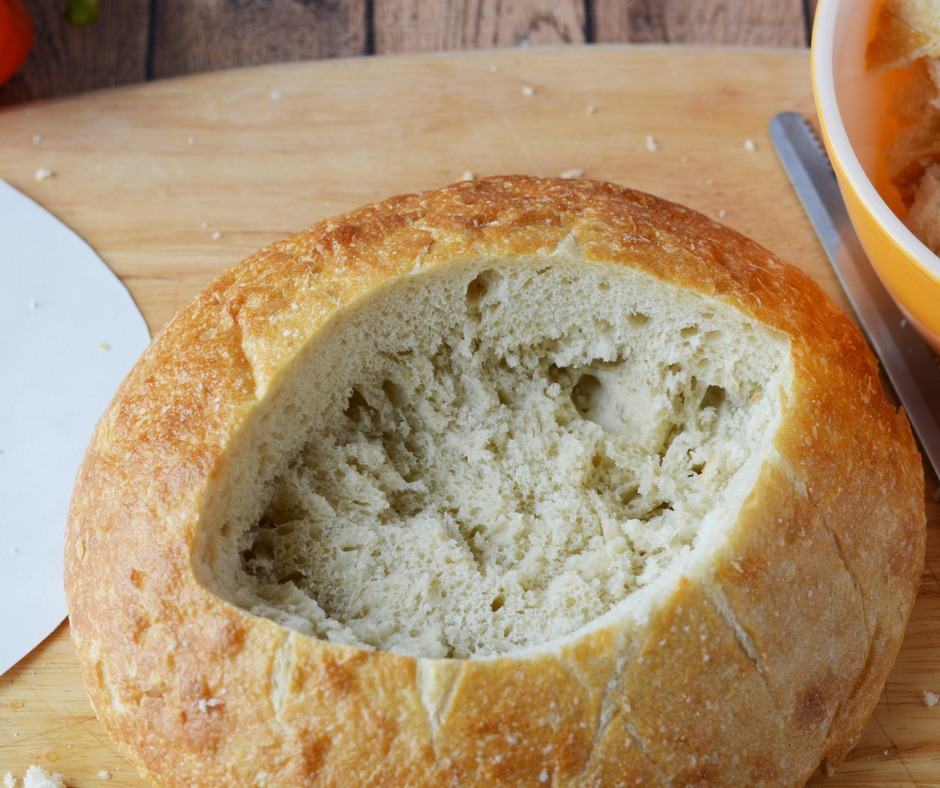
65,176,925,786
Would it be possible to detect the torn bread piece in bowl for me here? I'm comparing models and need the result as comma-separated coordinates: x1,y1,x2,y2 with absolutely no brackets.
867,0,940,233
811,0,940,350
65,176,925,786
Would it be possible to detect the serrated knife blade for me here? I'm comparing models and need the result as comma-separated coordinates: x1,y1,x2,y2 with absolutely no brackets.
770,111,940,480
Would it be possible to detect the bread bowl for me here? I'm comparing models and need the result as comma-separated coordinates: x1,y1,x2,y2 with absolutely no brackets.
65,176,925,785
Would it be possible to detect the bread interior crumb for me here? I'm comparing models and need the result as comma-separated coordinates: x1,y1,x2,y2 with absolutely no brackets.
198,252,790,659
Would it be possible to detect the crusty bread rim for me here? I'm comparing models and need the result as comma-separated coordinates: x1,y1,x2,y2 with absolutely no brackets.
66,176,924,786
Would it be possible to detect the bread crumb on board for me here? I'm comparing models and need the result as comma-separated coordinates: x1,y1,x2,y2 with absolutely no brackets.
586,103,597,115
211,231,222,241
520,85,535,97
31,133,42,145
744,138,757,152
24,766,65,788
924,690,939,707
1,766,68,788
33,168,54,182
559,168,583,179
645,135,658,152
460,171,475,182
96,771,111,780
268,90,281,101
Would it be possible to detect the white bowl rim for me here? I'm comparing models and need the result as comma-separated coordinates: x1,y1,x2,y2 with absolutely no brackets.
812,0,940,280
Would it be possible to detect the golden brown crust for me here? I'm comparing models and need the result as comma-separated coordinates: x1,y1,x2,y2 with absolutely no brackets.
65,176,925,786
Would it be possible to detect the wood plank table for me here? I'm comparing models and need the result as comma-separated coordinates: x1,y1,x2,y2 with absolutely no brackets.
0,0,818,106
0,43,937,787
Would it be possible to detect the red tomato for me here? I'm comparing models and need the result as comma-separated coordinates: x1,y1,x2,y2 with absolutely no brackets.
0,0,32,86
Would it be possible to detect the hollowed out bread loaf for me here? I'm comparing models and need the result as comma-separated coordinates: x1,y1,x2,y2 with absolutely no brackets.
65,176,925,786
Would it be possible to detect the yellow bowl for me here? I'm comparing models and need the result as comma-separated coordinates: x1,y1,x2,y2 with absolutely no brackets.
812,0,940,352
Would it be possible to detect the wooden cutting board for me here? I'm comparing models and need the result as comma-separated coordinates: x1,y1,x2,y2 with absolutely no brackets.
0,46,937,786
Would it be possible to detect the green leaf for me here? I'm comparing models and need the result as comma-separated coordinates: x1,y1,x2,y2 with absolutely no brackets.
66,0,100,27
